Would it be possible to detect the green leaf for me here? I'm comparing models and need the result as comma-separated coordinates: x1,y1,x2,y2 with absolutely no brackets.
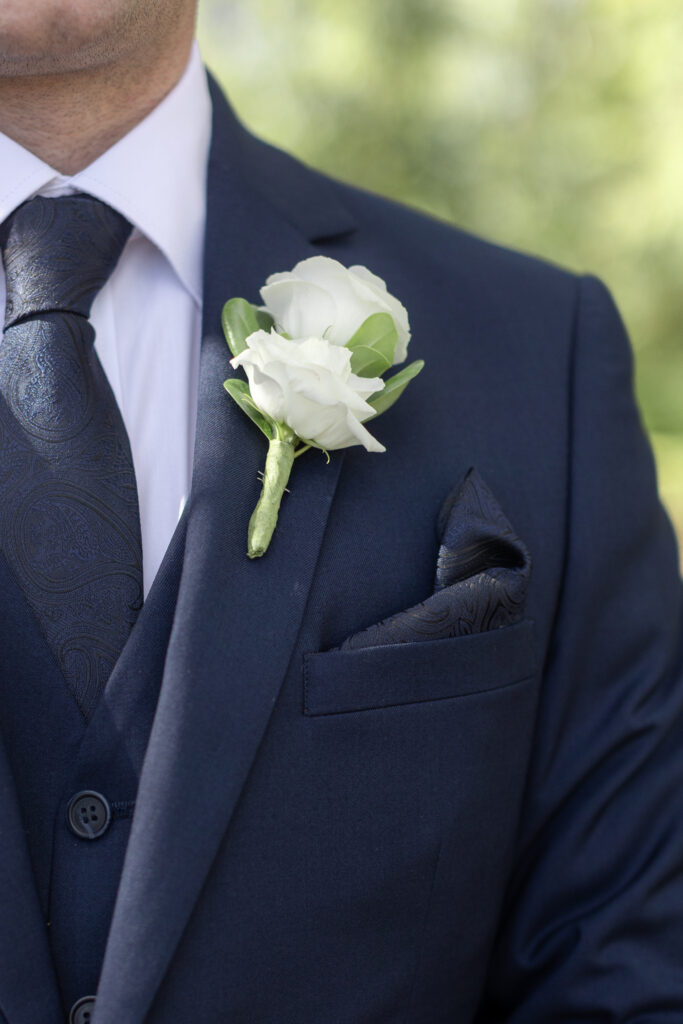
222,298,262,357
346,313,398,376
255,309,275,333
349,344,392,378
366,359,424,417
223,379,275,440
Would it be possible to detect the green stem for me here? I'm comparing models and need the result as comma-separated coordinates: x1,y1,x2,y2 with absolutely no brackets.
247,437,296,558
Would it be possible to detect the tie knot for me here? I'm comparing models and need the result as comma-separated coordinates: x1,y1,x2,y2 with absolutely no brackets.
0,194,132,329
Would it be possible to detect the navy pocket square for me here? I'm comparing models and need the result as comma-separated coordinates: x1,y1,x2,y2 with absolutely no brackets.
339,469,532,650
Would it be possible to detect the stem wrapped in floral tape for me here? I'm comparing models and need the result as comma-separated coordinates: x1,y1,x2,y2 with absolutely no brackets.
222,256,424,558
247,435,296,558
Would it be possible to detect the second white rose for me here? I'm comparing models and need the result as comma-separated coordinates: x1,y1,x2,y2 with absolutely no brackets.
260,255,411,364
230,329,386,452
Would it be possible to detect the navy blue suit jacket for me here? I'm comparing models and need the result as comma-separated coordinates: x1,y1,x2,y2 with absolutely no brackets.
2,74,683,1023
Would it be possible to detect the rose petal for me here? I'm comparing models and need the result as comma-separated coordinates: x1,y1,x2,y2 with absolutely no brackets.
232,328,387,451
341,409,386,453
348,264,389,292
260,279,336,339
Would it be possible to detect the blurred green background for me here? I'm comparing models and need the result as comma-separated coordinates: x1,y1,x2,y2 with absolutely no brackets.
198,0,683,552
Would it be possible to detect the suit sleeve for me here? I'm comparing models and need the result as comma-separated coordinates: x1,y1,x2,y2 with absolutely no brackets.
478,275,683,1020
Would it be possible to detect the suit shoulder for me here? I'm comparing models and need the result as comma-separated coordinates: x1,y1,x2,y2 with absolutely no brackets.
219,91,580,317
224,101,585,356
327,174,579,309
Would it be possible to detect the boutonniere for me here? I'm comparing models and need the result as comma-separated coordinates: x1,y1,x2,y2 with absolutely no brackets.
222,255,424,558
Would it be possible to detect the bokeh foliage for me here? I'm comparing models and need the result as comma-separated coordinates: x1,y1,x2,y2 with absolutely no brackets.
198,0,683,548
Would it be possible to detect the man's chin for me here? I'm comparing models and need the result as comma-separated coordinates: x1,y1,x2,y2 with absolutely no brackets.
0,23,136,79
0,50,105,78
0,33,94,76
0,2,138,76
0,1,190,80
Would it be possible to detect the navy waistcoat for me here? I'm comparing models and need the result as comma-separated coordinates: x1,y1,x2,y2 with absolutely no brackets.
0,519,187,1013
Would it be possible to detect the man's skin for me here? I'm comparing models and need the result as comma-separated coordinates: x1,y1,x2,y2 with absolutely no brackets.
0,0,198,174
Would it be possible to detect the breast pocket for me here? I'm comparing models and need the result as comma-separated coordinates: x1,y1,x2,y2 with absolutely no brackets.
303,618,537,716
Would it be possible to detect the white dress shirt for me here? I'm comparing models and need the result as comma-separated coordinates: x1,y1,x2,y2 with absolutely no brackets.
0,42,212,597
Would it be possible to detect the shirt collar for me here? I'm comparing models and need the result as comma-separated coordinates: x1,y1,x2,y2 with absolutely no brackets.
0,40,211,307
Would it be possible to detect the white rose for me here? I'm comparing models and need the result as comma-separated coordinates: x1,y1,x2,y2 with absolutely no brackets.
260,255,411,364
230,329,386,453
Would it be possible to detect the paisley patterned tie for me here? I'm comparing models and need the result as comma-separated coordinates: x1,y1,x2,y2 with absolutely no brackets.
0,194,143,721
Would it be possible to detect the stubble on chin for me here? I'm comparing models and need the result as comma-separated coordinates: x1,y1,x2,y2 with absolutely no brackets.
0,0,182,78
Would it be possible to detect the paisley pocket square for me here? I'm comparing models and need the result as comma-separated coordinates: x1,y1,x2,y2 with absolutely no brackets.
339,469,531,650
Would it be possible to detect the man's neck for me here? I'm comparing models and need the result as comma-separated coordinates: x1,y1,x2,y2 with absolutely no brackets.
0,40,193,175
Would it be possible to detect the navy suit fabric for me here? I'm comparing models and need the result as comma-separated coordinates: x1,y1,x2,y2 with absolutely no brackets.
0,72,682,1023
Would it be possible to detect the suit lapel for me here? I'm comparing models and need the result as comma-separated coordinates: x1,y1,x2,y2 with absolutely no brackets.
95,78,357,1023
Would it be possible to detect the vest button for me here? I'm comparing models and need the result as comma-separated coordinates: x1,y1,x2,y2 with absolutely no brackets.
69,995,96,1023
67,791,111,840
